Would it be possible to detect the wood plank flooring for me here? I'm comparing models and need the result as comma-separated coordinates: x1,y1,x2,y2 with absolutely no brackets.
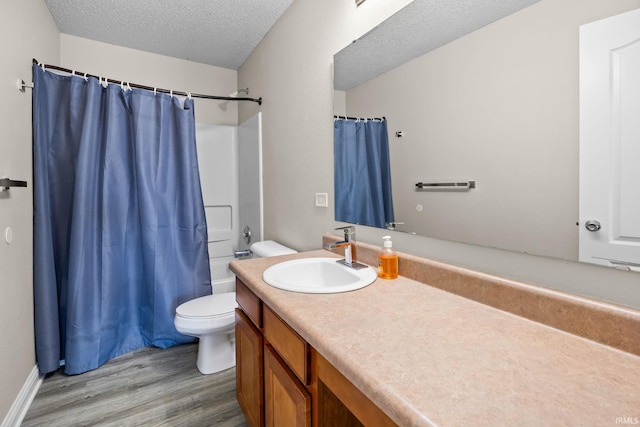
22,343,248,427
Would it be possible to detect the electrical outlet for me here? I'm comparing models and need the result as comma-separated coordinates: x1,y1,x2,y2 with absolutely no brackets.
315,193,328,208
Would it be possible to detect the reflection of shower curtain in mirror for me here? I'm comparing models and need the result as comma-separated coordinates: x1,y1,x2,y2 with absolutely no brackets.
334,118,394,228
32,65,211,375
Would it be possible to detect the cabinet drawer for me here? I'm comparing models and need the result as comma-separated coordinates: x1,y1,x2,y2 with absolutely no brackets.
236,278,262,328
263,305,310,385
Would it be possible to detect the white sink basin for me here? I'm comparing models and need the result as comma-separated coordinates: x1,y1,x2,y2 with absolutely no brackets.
262,257,377,293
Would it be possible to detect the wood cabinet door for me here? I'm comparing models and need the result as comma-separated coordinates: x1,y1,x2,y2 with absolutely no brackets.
264,344,311,427
236,308,264,427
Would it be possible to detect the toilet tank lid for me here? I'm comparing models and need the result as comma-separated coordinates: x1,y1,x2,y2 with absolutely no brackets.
250,240,297,257
176,293,237,318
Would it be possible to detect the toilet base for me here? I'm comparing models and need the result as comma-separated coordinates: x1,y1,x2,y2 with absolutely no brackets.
196,330,236,374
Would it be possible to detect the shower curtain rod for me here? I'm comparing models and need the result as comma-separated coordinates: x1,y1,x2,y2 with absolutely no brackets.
32,58,263,105
334,115,386,121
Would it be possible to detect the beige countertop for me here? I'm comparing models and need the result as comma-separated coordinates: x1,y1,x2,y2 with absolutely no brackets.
230,249,640,427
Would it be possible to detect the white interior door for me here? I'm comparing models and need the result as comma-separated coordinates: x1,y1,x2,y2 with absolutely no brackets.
579,8,640,269
238,113,263,251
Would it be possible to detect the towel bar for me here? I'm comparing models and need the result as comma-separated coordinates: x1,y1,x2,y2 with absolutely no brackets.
415,180,476,190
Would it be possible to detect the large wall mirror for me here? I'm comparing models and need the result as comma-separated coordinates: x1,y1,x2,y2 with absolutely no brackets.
333,0,640,270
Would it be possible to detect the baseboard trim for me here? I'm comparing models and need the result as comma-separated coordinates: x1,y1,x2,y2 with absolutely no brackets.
1,365,43,427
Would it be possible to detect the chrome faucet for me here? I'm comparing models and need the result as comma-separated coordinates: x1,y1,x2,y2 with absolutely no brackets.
234,249,252,258
324,226,367,269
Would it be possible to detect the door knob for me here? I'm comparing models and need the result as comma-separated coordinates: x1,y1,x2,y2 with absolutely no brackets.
585,220,601,232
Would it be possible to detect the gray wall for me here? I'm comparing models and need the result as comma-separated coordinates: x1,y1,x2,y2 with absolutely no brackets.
0,0,59,421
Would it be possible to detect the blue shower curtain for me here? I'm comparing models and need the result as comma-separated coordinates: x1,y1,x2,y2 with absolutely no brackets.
334,118,394,228
32,65,211,375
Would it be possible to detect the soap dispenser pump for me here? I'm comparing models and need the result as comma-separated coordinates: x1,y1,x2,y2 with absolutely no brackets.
378,236,398,279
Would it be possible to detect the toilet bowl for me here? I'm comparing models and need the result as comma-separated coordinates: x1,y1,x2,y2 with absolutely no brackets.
174,293,237,374
174,240,296,374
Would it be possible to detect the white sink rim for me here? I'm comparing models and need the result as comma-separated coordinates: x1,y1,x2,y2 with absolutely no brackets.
262,257,377,293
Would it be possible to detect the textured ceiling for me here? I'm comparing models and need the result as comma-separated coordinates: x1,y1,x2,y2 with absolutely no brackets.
43,0,541,81
334,0,541,91
42,0,297,70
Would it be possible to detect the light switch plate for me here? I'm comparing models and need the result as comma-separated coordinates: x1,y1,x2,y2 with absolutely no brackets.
315,193,328,208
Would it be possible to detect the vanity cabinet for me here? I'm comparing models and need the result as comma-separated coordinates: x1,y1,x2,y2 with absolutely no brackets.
235,278,396,427
235,308,264,427
236,279,311,427
264,344,311,426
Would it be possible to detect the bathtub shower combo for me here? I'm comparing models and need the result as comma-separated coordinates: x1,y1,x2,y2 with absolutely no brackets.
173,116,297,374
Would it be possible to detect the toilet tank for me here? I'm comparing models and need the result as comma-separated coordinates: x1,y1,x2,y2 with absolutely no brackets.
250,240,297,258
211,241,296,294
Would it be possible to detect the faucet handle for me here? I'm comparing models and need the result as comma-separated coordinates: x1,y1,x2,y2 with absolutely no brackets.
335,225,355,233
335,225,356,240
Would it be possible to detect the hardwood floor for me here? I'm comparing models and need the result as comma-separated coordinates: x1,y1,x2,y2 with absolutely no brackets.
22,343,248,427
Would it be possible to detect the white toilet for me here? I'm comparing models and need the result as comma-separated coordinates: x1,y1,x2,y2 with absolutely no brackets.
174,240,297,374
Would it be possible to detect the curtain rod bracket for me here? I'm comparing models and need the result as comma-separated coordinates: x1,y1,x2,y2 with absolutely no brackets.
17,79,34,92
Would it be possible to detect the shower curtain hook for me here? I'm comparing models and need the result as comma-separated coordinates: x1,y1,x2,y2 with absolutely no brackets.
83,72,88,82
153,87,157,95
187,92,192,100
127,82,132,91
41,62,45,71
170,90,173,98
71,70,75,76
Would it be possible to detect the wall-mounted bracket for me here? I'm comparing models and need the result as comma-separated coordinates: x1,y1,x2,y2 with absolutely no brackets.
17,79,34,92
0,178,28,191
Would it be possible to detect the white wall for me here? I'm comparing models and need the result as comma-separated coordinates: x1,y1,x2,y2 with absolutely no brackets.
239,0,640,309
60,34,239,126
0,0,59,421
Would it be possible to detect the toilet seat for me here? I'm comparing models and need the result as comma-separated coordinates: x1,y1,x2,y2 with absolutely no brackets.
176,293,236,319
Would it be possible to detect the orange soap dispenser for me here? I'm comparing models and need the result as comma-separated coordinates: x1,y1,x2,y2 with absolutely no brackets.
378,236,398,279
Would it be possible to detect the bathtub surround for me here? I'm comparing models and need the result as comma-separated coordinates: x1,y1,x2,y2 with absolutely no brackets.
196,123,242,291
